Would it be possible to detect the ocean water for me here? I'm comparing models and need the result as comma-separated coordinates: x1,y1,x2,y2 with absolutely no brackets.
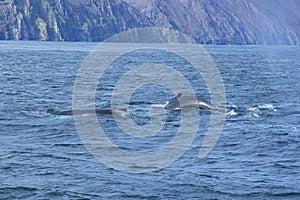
0,41,299,199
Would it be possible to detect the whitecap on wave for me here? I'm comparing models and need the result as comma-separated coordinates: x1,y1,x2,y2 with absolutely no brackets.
247,103,277,118
226,109,238,116
225,104,239,116
258,103,277,111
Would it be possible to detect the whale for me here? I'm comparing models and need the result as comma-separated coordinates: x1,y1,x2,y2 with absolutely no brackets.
47,108,131,117
164,92,219,111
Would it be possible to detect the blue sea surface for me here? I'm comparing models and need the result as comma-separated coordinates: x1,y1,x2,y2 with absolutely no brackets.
0,41,299,199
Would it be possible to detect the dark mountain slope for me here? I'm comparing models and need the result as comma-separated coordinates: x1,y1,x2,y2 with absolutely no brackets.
0,0,151,41
0,0,299,44
124,0,300,44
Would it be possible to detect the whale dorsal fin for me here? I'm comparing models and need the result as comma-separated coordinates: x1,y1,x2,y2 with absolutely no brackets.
176,92,182,98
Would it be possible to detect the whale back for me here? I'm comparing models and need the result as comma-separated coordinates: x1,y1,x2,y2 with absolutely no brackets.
164,93,217,110
47,108,130,116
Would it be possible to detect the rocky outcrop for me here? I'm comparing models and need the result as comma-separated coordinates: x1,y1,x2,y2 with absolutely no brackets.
124,0,300,44
0,0,299,44
0,0,151,41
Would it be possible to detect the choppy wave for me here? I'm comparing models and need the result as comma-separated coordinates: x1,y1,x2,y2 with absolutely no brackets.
225,103,279,118
246,103,277,118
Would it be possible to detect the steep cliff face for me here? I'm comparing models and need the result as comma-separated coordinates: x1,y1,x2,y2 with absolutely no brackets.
0,0,151,41
0,0,299,44
124,0,300,44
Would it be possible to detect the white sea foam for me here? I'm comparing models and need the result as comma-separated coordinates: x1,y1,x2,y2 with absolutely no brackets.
226,109,238,116
258,104,277,111
230,104,238,109
248,107,257,111
247,103,277,118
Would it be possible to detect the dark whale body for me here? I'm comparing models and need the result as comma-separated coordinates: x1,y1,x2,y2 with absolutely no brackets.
165,93,219,111
47,108,130,117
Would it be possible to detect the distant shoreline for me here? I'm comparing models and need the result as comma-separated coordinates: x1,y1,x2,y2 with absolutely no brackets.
0,40,299,46
1,0,299,45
